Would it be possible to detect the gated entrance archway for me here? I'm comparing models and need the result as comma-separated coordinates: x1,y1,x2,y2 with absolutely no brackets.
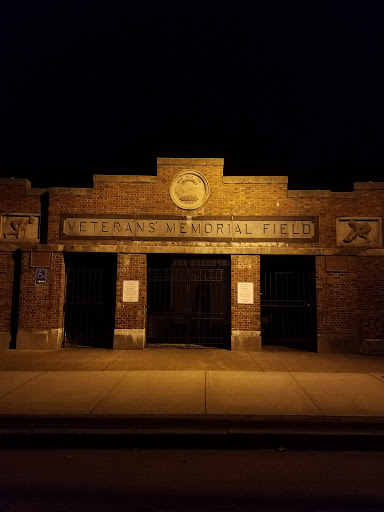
260,256,317,351
64,253,117,348
147,255,230,348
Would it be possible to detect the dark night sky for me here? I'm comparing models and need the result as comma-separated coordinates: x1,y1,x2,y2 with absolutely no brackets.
1,0,383,190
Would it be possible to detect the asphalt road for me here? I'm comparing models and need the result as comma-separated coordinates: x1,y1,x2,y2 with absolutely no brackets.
1,448,383,511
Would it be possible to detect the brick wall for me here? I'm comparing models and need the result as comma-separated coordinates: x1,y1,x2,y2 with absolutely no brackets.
0,252,15,334
1,163,384,352
46,169,384,252
18,252,65,331
359,256,384,340
316,255,384,351
231,255,260,332
115,254,146,330
316,256,361,350
0,183,42,214
48,178,325,247
2,168,384,253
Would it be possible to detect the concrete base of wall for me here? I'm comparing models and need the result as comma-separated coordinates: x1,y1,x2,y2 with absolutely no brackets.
16,328,63,350
0,332,11,349
113,328,146,350
317,335,361,353
361,339,384,356
231,330,261,351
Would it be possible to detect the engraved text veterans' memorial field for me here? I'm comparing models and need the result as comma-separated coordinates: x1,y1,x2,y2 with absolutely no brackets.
60,215,318,242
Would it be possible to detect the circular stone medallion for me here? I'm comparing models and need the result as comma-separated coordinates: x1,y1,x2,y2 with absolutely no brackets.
169,170,210,210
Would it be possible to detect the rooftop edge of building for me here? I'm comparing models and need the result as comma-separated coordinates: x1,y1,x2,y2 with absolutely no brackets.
92,175,289,184
157,157,224,166
93,175,157,183
354,182,384,190
0,178,32,187
2,175,384,194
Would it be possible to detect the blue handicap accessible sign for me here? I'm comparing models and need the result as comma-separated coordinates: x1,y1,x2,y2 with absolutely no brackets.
35,268,47,285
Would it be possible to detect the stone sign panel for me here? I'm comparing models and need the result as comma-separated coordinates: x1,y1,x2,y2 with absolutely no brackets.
237,282,254,304
336,217,382,247
123,280,139,302
1,214,40,241
60,215,319,242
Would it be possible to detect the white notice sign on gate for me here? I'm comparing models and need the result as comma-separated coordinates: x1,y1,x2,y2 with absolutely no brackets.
123,280,139,302
237,282,254,304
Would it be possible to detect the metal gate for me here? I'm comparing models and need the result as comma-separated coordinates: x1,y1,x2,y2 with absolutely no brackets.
64,254,117,348
147,256,230,348
261,256,316,350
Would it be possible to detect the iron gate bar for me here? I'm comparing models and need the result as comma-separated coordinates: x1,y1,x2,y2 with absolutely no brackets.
147,256,230,348
261,257,316,350
64,254,116,348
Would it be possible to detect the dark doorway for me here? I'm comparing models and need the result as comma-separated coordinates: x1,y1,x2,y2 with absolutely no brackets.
147,255,230,348
260,256,317,351
64,253,117,348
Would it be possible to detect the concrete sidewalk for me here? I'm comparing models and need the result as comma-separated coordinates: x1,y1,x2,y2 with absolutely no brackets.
1,346,384,372
1,369,384,417
1,349,384,446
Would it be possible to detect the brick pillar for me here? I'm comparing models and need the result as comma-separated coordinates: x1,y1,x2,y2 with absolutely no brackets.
0,252,16,349
316,255,362,353
114,253,147,350
17,251,65,349
231,254,261,351
359,256,384,355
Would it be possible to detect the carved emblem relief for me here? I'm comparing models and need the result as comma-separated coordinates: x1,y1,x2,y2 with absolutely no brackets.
336,217,382,247
169,170,210,210
343,220,371,243
1,214,40,241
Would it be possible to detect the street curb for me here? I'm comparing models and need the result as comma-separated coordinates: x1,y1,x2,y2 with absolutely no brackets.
2,415,384,449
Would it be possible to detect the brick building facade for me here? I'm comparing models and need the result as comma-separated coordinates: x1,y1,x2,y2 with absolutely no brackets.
1,158,383,353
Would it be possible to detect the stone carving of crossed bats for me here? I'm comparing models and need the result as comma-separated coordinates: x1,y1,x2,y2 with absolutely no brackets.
343,220,372,243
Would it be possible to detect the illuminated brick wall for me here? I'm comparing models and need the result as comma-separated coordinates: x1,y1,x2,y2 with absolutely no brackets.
115,254,146,330
1,162,384,352
18,252,65,331
0,180,43,213
0,252,15,336
45,166,384,253
359,256,384,340
316,256,384,352
231,255,260,332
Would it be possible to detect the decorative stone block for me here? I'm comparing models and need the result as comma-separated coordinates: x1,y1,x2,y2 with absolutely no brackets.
0,332,10,350
113,328,146,350
361,339,384,356
336,217,382,247
231,330,261,351
1,214,40,241
16,328,63,350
